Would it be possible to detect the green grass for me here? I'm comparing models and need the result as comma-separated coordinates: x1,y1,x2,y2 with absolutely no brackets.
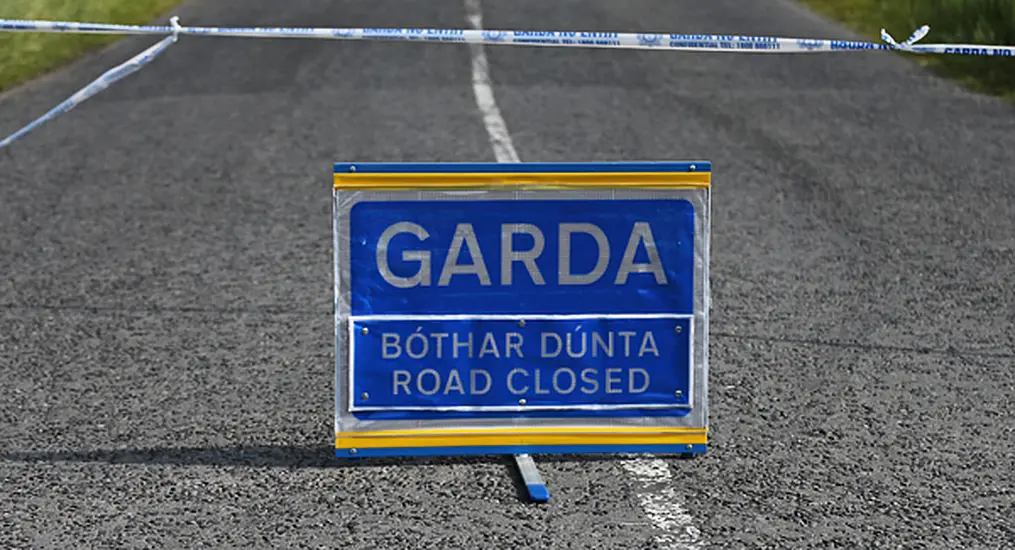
0,0,182,92
798,0,1015,100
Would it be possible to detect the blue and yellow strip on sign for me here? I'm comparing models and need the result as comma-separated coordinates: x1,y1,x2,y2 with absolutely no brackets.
333,161,711,190
335,427,707,458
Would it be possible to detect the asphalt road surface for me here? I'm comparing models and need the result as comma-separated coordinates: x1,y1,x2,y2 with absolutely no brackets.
2,0,1013,548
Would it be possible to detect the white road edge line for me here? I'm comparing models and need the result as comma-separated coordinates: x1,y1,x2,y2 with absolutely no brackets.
461,1,703,547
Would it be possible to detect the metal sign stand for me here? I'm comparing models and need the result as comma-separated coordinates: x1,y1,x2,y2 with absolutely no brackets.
514,454,550,502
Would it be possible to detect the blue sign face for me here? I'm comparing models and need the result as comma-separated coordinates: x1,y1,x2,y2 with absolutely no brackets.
346,198,696,419
350,316,692,412
349,199,695,316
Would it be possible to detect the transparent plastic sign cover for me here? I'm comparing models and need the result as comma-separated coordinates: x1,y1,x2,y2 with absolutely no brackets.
332,162,711,458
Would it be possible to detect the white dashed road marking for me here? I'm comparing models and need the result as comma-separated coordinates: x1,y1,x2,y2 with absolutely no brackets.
619,458,703,549
464,0,520,164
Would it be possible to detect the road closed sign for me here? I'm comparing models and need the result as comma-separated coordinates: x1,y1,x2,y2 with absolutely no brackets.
332,162,711,458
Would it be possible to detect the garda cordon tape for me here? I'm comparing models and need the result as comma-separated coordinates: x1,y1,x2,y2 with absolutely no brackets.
0,18,1013,150
2,18,1015,56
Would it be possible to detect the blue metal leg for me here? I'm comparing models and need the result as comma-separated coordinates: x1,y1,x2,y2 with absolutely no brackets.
513,454,549,503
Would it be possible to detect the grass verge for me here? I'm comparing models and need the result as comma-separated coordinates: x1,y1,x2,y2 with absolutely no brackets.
0,0,182,93
797,0,1015,100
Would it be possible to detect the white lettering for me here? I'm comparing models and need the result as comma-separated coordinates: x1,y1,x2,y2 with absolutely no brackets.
558,223,610,285
380,329,657,362
479,332,500,358
374,222,677,289
417,369,440,395
566,332,587,358
391,368,496,396
393,370,411,395
541,332,562,357
390,364,655,399
471,369,492,395
605,368,623,393
430,332,448,358
453,332,473,358
376,222,430,288
438,223,492,286
534,369,550,394
553,368,577,394
405,332,428,359
444,369,465,395
638,331,659,357
507,368,528,394
580,368,599,394
615,222,668,285
506,332,524,358
629,368,650,393
619,331,636,356
501,223,546,285
592,332,613,357
382,333,401,359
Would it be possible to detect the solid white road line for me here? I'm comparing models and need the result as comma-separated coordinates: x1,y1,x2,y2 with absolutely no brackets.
461,0,703,547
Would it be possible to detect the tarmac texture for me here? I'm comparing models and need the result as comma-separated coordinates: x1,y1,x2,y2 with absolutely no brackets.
1,0,1013,548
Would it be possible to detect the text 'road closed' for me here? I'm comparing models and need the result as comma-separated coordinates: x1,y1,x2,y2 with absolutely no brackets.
350,316,692,410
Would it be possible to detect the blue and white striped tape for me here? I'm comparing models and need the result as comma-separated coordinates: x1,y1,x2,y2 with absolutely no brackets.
1,18,1013,151
1,18,1014,56
0,21,180,150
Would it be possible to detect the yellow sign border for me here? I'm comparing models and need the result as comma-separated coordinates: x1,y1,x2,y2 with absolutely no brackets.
336,427,708,450
334,171,711,190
